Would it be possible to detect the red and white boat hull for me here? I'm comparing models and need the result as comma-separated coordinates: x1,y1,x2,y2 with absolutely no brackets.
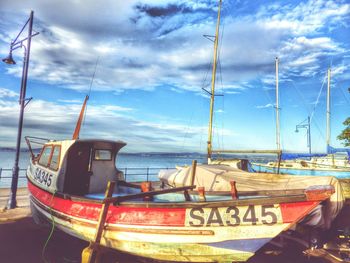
28,181,323,262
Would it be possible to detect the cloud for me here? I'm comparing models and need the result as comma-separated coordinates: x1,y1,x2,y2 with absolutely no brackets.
0,87,18,98
0,0,349,96
0,97,205,152
0,0,350,153
256,103,274,109
332,64,346,76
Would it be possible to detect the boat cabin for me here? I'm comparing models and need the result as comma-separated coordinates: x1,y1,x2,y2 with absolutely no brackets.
27,138,126,195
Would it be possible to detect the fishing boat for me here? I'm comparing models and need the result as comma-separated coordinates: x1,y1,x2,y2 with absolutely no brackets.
26,135,338,263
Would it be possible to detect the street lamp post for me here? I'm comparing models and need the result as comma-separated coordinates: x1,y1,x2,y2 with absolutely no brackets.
2,11,39,209
295,116,311,155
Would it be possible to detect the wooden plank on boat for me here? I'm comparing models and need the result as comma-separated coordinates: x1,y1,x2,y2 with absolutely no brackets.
117,180,141,189
118,194,308,208
82,181,115,263
192,189,306,197
104,185,196,204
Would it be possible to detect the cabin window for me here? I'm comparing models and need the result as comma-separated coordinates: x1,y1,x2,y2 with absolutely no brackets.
49,146,60,170
38,146,52,166
94,149,112,161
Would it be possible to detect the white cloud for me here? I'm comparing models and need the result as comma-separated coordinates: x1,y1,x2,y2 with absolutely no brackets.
0,97,205,152
332,65,346,76
0,87,18,98
0,0,349,94
256,103,274,109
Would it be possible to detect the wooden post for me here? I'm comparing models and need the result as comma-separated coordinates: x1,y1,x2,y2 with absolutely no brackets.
230,180,238,200
82,181,115,263
140,181,153,201
190,160,197,186
198,187,206,202
183,160,197,201
276,151,282,174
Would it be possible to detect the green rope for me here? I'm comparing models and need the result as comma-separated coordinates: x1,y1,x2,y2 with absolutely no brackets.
41,190,57,263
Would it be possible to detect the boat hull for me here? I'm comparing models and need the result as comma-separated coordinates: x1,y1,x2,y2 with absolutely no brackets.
28,180,321,262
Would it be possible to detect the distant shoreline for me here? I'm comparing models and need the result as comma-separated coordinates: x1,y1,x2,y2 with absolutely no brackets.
0,148,30,152
0,148,205,157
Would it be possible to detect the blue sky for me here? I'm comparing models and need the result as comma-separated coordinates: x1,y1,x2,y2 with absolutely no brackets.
0,0,349,153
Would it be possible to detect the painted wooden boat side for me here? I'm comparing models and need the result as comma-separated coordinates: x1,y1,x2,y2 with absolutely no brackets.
28,180,322,262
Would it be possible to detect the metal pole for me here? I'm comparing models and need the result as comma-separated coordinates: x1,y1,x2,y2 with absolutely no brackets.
7,11,34,209
307,116,311,155
207,0,222,163
275,57,280,151
326,68,331,152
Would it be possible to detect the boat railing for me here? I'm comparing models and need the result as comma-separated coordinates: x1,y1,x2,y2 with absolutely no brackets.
0,167,172,186
0,167,27,182
119,167,171,182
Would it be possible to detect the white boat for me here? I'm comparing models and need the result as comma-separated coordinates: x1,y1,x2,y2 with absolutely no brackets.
249,68,350,198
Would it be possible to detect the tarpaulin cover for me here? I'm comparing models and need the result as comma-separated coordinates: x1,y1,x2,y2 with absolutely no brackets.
159,164,344,229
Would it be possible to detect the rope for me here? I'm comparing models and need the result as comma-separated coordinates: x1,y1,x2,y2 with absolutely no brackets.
41,191,57,263
291,80,324,140
310,71,327,122
82,56,100,129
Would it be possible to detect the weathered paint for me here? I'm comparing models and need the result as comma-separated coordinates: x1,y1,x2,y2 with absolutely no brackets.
28,181,321,262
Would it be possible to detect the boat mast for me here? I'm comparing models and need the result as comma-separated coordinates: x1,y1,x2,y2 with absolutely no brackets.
326,68,331,151
207,0,222,163
275,57,280,151
72,95,89,140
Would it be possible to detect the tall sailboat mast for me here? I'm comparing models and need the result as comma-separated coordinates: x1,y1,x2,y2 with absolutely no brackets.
326,68,331,151
207,0,222,162
275,57,280,151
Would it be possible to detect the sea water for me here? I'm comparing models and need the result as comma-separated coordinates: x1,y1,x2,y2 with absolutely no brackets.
0,150,207,188
0,149,278,188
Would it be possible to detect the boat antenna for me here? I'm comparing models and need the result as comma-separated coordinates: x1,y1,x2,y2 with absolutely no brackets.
72,57,100,140
82,56,100,128
207,0,222,163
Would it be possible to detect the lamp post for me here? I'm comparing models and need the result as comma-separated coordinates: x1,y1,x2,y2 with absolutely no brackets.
295,116,311,155
2,11,39,209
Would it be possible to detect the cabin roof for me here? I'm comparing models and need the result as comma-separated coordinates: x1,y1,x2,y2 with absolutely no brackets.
48,138,126,146
44,139,127,157
73,139,126,146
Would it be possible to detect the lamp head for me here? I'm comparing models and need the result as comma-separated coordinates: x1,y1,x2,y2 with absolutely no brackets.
2,51,16,65
295,129,299,133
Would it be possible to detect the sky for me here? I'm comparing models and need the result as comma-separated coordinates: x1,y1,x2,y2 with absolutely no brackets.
0,0,349,153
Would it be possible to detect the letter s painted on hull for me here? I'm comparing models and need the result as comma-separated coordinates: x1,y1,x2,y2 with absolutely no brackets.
189,207,205,227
